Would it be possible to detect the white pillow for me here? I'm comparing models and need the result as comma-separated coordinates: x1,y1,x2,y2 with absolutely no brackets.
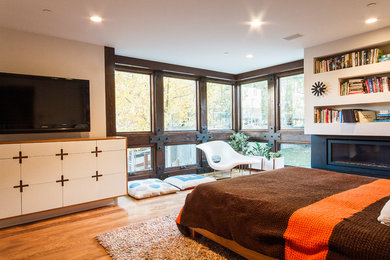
164,174,216,190
378,199,390,226
128,179,179,199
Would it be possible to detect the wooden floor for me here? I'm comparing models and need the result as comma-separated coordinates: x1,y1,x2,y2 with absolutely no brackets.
0,191,192,260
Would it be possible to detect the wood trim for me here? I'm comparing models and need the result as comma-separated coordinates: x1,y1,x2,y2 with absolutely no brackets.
237,75,269,85
115,55,236,80
0,136,126,145
275,68,304,78
115,64,153,75
236,60,304,81
233,82,239,132
191,227,276,260
105,46,116,136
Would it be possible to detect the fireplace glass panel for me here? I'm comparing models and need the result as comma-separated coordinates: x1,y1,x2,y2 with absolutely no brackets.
329,141,390,169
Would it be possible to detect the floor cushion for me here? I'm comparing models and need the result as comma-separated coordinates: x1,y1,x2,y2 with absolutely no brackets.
128,179,179,199
163,174,216,190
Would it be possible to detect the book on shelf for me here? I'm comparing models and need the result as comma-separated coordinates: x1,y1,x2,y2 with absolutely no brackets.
375,109,390,122
340,76,389,96
356,110,376,122
341,109,358,123
315,48,385,73
379,54,390,62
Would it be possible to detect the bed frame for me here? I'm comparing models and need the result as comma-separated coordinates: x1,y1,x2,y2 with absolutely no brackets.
188,227,276,260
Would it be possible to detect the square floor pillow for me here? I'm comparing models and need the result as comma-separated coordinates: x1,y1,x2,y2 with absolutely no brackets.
163,174,216,190
128,179,179,199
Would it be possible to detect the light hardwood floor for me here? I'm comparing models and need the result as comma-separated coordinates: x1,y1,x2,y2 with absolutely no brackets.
0,191,191,260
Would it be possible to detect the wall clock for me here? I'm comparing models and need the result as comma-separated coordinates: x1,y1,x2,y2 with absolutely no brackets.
311,81,326,96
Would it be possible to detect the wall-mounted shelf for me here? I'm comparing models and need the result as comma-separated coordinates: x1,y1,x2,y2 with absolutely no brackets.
313,42,390,74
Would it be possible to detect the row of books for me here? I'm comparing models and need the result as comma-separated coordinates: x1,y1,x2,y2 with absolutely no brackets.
379,54,390,62
314,108,342,123
340,76,390,95
314,108,380,123
314,48,384,73
375,110,390,122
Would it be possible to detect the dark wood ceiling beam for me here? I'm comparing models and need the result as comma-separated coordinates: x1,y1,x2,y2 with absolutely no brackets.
115,55,236,81
235,60,304,81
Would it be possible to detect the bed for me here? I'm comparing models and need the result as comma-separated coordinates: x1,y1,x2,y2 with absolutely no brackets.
176,167,390,259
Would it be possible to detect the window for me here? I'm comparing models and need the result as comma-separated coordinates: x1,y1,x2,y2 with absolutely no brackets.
165,144,197,168
115,71,151,132
207,82,232,130
279,143,311,168
241,81,268,129
279,74,304,129
164,77,197,131
127,147,152,174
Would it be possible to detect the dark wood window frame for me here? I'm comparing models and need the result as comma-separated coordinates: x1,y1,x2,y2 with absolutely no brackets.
105,46,307,179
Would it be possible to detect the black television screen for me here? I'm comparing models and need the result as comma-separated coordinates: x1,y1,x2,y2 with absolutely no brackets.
0,72,90,134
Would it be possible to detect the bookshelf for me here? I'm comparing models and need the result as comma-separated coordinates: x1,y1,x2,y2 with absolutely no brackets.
304,26,390,136
313,44,390,74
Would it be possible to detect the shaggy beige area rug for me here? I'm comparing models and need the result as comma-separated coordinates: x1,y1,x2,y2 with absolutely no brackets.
96,213,244,259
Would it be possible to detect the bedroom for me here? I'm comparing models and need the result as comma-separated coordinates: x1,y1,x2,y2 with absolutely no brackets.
0,0,390,259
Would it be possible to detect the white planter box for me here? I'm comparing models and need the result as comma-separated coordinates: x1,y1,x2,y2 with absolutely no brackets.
274,157,284,169
250,156,263,170
262,157,284,170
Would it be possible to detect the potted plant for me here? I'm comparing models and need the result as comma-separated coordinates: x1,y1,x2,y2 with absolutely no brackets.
249,142,265,170
229,132,249,155
261,145,284,170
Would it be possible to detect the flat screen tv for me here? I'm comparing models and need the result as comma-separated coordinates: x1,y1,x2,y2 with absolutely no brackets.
0,72,90,134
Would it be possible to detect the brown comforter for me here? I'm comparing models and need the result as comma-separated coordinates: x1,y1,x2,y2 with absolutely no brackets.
176,167,390,259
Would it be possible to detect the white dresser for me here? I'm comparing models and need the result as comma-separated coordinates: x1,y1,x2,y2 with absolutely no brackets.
0,137,127,220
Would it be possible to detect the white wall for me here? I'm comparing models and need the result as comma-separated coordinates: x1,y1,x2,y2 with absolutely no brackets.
0,27,106,141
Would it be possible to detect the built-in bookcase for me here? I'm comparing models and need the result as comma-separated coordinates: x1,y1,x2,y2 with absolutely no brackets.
304,27,390,136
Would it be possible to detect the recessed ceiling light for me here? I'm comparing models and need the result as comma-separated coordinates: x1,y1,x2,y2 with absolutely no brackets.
365,17,378,24
42,9,52,13
246,54,254,59
366,2,376,8
90,16,103,23
250,19,262,28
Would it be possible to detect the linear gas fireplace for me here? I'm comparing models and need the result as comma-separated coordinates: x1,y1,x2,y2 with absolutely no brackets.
312,135,390,179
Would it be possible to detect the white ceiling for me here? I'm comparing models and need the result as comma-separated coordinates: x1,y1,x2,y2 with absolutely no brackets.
1,0,390,74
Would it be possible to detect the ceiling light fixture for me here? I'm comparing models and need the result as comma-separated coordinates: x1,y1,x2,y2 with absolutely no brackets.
250,19,262,28
90,16,103,23
366,2,377,8
42,9,52,13
365,17,378,24
246,54,254,59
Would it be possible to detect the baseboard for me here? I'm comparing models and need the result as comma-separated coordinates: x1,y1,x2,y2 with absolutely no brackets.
0,198,116,229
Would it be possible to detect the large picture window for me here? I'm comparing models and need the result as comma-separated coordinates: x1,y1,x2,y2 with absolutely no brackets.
241,80,268,129
107,49,309,180
127,147,152,174
279,74,304,129
279,143,311,168
207,82,232,130
115,71,151,132
164,77,197,131
165,144,197,168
